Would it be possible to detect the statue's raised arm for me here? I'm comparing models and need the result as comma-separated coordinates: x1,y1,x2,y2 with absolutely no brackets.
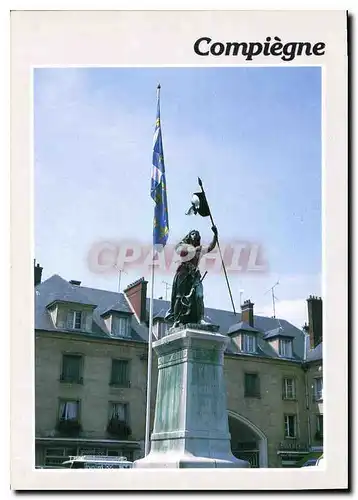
201,225,218,256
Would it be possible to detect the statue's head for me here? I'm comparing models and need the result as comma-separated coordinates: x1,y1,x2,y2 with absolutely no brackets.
183,230,201,247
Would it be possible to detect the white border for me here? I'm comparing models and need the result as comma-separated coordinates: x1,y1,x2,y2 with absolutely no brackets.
10,9,347,490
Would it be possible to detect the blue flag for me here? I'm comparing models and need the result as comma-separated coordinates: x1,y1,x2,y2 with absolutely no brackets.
151,85,169,246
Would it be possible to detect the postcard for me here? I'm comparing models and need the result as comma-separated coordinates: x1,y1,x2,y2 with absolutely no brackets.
10,9,348,490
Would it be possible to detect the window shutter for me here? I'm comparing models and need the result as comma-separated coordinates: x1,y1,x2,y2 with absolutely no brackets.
57,308,67,328
62,356,70,380
125,318,130,338
244,374,249,394
111,360,129,386
118,318,124,336
81,312,86,330
85,313,92,332
70,356,80,380
62,355,81,382
245,373,259,396
59,401,66,419
242,335,246,351
111,360,119,384
81,311,92,332
111,316,117,336
66,311,74,329
255,375,260,395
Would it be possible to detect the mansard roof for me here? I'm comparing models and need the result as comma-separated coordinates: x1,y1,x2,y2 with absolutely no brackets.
35,274,306,360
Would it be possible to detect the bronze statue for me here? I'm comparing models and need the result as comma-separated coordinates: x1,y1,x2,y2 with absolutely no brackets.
165,226,218,328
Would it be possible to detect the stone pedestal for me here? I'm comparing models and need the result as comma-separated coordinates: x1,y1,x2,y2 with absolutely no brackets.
134,326,249,468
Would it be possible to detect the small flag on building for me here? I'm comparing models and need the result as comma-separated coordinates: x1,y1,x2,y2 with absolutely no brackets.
151,84,169,246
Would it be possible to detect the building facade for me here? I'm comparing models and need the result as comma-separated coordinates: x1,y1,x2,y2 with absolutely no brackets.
34,264,323,468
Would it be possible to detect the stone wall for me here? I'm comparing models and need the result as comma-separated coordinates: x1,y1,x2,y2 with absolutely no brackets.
35,330,316,467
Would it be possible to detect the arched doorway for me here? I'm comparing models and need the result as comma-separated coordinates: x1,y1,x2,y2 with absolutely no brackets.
228,411,268,468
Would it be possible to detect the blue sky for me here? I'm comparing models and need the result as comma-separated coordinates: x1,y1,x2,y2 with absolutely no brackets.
34,67,321,327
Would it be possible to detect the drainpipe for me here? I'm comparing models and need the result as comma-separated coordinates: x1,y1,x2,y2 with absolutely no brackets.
303,331,311,448
305,370,311,448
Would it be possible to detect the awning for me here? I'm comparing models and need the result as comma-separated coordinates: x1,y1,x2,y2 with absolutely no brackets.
35,437,141,449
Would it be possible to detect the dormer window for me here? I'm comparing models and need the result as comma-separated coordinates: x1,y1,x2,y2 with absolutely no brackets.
112,316,131,338
154,320,169,340
47,300,94,332
279,339,293,358
67,310,83,330
241,334,256,353
228,321,259,354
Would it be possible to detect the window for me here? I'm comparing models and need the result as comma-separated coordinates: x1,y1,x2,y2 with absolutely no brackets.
313,377,323,401
107,402,131,438
112,316,131,338
61,354,83,383
66,310,83,330
241,334,256,353
79,448,105,456
284,414,297,438
110,402,128,423
110,359,130,387
279,339,293,358
45,446,77,467
57,400,81,435
58,400,80,422
244,373,260,398
56,308,91,331
282,378,296,400
316,414,323,440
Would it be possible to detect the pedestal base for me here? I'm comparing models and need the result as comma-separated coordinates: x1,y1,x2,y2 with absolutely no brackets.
134,326,249,469
134,452,248,468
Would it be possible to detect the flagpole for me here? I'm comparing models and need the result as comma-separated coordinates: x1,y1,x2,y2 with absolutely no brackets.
198,177,237,316
144,245,155,456
145,83,162,457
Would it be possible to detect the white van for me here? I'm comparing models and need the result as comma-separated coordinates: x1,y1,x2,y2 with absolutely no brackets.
62,455,133,469
301,454,324,468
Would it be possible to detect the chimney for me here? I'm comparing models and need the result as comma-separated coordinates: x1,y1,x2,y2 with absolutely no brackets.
307,295,322,349
124,277,148,322
69,280,81,286
34,260,43,286
241,299,254,327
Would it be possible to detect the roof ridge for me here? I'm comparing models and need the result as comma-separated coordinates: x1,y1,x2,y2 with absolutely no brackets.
79,284,124,296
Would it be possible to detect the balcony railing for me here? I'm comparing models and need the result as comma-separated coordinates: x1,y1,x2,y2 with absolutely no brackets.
109,380,131,388
56,419,82,436
278,440,310,452
106,418,132,439
282,392,296,400
244,391,261,398
60,374,83,384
